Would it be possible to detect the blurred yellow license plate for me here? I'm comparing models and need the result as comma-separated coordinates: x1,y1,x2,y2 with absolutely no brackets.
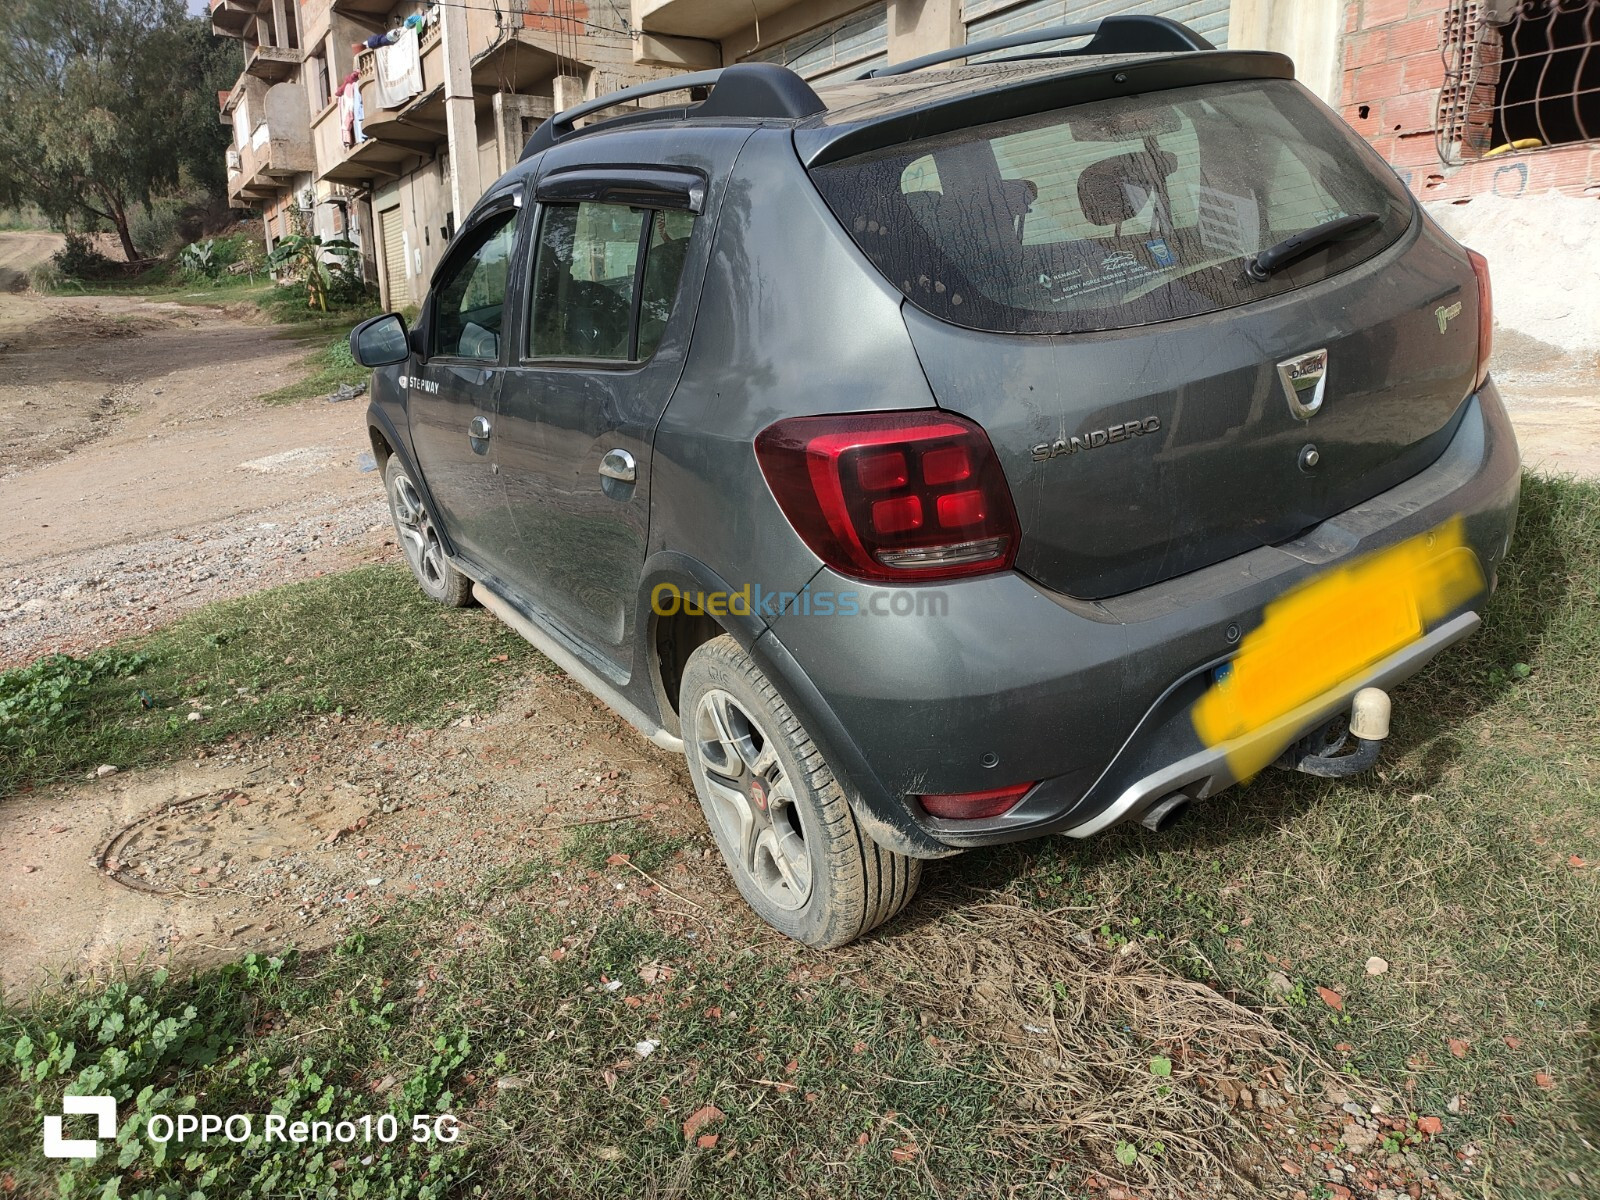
1194,517,1485,777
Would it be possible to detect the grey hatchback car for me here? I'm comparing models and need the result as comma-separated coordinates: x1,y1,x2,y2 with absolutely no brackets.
351,16,1521,947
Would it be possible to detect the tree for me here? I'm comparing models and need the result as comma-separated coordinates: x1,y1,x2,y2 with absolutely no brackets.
0,0,233,260
172,14,244,199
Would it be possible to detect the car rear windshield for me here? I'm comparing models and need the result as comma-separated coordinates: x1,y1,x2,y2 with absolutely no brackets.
808,79,1414,335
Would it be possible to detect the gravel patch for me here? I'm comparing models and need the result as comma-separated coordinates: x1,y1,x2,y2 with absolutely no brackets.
1,494,389,667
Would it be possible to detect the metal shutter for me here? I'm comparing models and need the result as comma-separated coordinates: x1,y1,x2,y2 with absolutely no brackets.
379,206,410,310
964,0,1230,50
744,3,890,83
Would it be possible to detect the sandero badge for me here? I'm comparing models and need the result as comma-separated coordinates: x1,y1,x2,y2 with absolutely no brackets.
1031,417,1162,461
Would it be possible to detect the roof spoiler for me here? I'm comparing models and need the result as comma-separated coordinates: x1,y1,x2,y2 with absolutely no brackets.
521,62,825,160
858,15,1214,79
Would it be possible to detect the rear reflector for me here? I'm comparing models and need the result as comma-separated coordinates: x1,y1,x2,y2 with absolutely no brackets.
754,410,1020,583
1468,248,1493,391
918,782,1034,820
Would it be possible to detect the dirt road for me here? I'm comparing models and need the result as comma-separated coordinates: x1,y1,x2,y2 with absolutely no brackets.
0,233,387,666
0,231,63,293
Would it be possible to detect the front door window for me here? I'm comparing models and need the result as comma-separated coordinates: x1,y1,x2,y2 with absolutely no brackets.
431,210,518,361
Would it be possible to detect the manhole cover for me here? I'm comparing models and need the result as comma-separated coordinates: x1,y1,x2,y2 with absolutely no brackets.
97,786,365,896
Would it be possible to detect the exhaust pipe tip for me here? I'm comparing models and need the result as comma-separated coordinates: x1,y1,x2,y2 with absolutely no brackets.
1139,791,1193,834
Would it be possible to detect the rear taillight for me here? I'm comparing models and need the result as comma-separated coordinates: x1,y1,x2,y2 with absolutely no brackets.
1468,248,1493,391
754,411,1020,583
918,782,1035,820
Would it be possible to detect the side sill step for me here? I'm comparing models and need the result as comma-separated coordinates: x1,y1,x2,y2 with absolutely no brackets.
471,582,685,755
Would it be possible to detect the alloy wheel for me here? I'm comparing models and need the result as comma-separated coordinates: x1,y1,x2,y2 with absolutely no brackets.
693,688,813,911
389,471,448,591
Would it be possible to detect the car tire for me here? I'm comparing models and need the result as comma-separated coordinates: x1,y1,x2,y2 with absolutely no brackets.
680,635,920,948
383,456,472,607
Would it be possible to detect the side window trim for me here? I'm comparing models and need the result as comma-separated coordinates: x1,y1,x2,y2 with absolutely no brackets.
534,166,705,214
425,188,521,295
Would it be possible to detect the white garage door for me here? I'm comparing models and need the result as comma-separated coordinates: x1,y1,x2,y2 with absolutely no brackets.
378,206,410,311
964,0,1230,49
744,3,890,83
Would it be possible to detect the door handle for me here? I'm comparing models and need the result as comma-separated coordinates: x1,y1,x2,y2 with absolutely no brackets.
468,415,491,440
598,448,636,483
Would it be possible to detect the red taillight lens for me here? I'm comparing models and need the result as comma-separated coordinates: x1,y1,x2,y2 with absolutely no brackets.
918,782,1034,820
1468,247,1493,391
754,411,1020,583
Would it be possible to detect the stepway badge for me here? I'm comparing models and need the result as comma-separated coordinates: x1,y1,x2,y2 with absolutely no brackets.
1146,238,1177,269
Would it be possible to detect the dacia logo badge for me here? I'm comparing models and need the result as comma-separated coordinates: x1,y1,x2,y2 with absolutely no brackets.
1277,349,1328,421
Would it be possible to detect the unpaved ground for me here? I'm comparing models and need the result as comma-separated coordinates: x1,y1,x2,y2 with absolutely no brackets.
1,674,703,997
0,231,63,293
0,233,386,666
1492,327,1600,479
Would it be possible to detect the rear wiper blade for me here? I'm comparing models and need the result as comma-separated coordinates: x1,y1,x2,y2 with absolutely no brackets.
1246,212,1381,281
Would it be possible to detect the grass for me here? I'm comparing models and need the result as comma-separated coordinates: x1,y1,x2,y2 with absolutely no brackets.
0,209,50,232
956,472,1600,1193
1,890,1004,1200
0,473,1596,1198
43,271,377,327
0,565,545,797
258,331,369,405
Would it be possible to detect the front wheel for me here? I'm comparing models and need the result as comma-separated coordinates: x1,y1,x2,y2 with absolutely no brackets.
384,456,472,607
680,636,920,948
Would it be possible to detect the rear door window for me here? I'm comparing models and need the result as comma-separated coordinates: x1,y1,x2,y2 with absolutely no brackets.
527,201,697,362
809,79,1414,335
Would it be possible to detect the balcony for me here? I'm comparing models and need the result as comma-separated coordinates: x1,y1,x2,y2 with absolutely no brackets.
355,24,446,145
314,98,436,187
210,0,261,37
469,32,564,94
330,0,398,16
224,75,314,205
227,130,316,206
227,141,282,206
634,0,795,42
245,43,303,83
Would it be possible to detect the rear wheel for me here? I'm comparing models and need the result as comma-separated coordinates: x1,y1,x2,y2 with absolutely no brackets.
384,456,471,607
680,636,920,948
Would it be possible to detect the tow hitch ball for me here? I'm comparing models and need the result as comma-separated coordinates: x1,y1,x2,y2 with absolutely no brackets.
1277,688,1392,778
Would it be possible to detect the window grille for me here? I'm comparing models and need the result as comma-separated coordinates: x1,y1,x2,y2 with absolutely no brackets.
1438,0,1600,163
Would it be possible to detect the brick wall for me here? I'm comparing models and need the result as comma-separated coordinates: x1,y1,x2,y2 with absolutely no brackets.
1339,0,1600,202
524,1,589,35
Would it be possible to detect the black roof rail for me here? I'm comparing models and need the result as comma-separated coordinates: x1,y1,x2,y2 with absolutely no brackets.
520,62,826,160
859,15,1214,79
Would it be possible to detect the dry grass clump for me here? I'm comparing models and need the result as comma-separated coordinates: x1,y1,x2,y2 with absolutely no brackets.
868,889,1366,1196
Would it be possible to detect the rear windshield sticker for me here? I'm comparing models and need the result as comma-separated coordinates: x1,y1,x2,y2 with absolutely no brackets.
1146,238,1177,269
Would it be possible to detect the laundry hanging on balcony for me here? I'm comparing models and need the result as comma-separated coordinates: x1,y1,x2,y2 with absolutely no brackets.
374,26,423,109
337,72,365,148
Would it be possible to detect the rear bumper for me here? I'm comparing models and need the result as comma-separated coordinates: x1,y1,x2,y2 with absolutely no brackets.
757,384,1521,856
1057,610,1479,839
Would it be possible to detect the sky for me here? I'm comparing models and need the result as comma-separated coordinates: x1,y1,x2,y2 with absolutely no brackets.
188,0,208,14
